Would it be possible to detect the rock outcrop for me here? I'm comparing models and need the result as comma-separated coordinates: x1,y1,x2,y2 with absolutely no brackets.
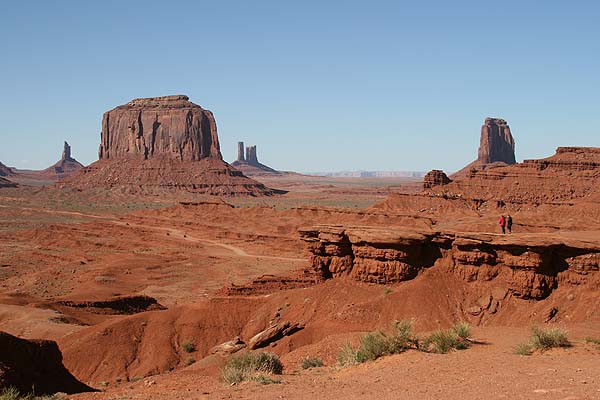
231,141,281,176
0,161,14,177
423,169,451,189
41,141,84,180
478,118,516,165
439,147,600,204
99,95,221,161
300,225,600,300
61,96,281,196
0,331,93,395
0,177,17,188
452,117,517,178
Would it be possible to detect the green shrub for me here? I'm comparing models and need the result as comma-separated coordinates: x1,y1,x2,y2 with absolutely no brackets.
338,320,417,366
337,343,359,367
221,351,283,385
181,341,196,353
420,322,472,353
186,357,196,366
356,332,389,363
530,327,570,351
514,342,533,356
300,357,324,369
0,387,24,400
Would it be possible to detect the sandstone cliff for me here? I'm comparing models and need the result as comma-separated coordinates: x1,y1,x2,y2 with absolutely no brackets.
0,177,17,188
478,118,516,165
99,95,221,161
300,225,600,301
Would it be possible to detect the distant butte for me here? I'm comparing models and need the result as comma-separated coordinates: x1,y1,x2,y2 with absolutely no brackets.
231,141,282,176
61,95,282,195
452,117,517,178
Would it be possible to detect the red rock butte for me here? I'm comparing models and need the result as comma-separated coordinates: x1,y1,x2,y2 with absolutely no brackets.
62,95,281,195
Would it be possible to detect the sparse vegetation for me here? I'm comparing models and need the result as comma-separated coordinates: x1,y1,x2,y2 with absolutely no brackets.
181,341,196,353
585,337,600,348
338,320,418,366
186,357,196,366
515,326,570,356
221,351,283,385
383,287,392,296
300,357,324,369
419,322,472,354
0,387,65,400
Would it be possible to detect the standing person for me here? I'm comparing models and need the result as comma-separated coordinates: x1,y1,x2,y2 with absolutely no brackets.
499,215,506,234
507,215,513,233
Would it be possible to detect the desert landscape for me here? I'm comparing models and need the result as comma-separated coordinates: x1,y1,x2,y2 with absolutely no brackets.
0,93,598,400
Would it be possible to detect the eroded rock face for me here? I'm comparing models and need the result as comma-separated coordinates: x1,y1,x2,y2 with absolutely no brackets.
99,95,221,161
299,226,600,299
0,162,14,177
0,331,93,395
478,118,516,165
423,169,451,189
0,177,17,188
42,141,84,179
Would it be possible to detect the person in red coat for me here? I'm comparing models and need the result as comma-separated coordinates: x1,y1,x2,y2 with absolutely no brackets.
499,215,506,234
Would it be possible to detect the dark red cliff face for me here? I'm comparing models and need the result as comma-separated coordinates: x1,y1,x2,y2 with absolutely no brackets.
478,118,516,165
99,95,222,161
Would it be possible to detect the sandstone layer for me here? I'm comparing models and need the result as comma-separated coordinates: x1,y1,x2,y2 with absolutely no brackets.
62,96,279,195
435,147,600,205
0,177,17,188
99,95,221,161
423,169,451,189
300,225,600,300
40,141,84,180
0,331,93,395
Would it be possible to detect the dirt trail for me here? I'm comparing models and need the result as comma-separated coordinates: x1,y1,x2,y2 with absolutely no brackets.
0,204,306,263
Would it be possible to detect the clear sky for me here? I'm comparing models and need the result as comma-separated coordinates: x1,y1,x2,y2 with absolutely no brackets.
1,0,598,173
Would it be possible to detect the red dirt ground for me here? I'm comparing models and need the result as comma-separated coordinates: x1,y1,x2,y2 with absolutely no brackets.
0,172,599,399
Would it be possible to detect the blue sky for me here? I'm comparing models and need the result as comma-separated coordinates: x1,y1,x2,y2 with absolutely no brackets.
1,0,598,172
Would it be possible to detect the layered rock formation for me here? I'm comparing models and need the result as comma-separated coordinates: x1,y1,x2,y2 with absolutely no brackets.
478,118,516,165
0,331,93,395
423,169,451,189
0,177,17,188
452,117,517,178
439,147,600,204
231,141,281,176
62,96,279,195
0,161,14,177
98,95,221,161
300,225,600,300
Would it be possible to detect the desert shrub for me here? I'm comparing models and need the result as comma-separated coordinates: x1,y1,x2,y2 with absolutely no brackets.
530,327,570,351
0,388,62,400
452,322,472,341
585,337,600,347
221,351,283,385
387,320,416,353
420,322,472,353
338,320,417,366
186,357,196,366
356,332,389,363
337,343,359,367
181,341,195,353
514,342,533,356
300,357,324,369
253,374,282,385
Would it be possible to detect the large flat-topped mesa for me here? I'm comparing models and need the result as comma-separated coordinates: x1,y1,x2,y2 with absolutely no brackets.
99,95,221,161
